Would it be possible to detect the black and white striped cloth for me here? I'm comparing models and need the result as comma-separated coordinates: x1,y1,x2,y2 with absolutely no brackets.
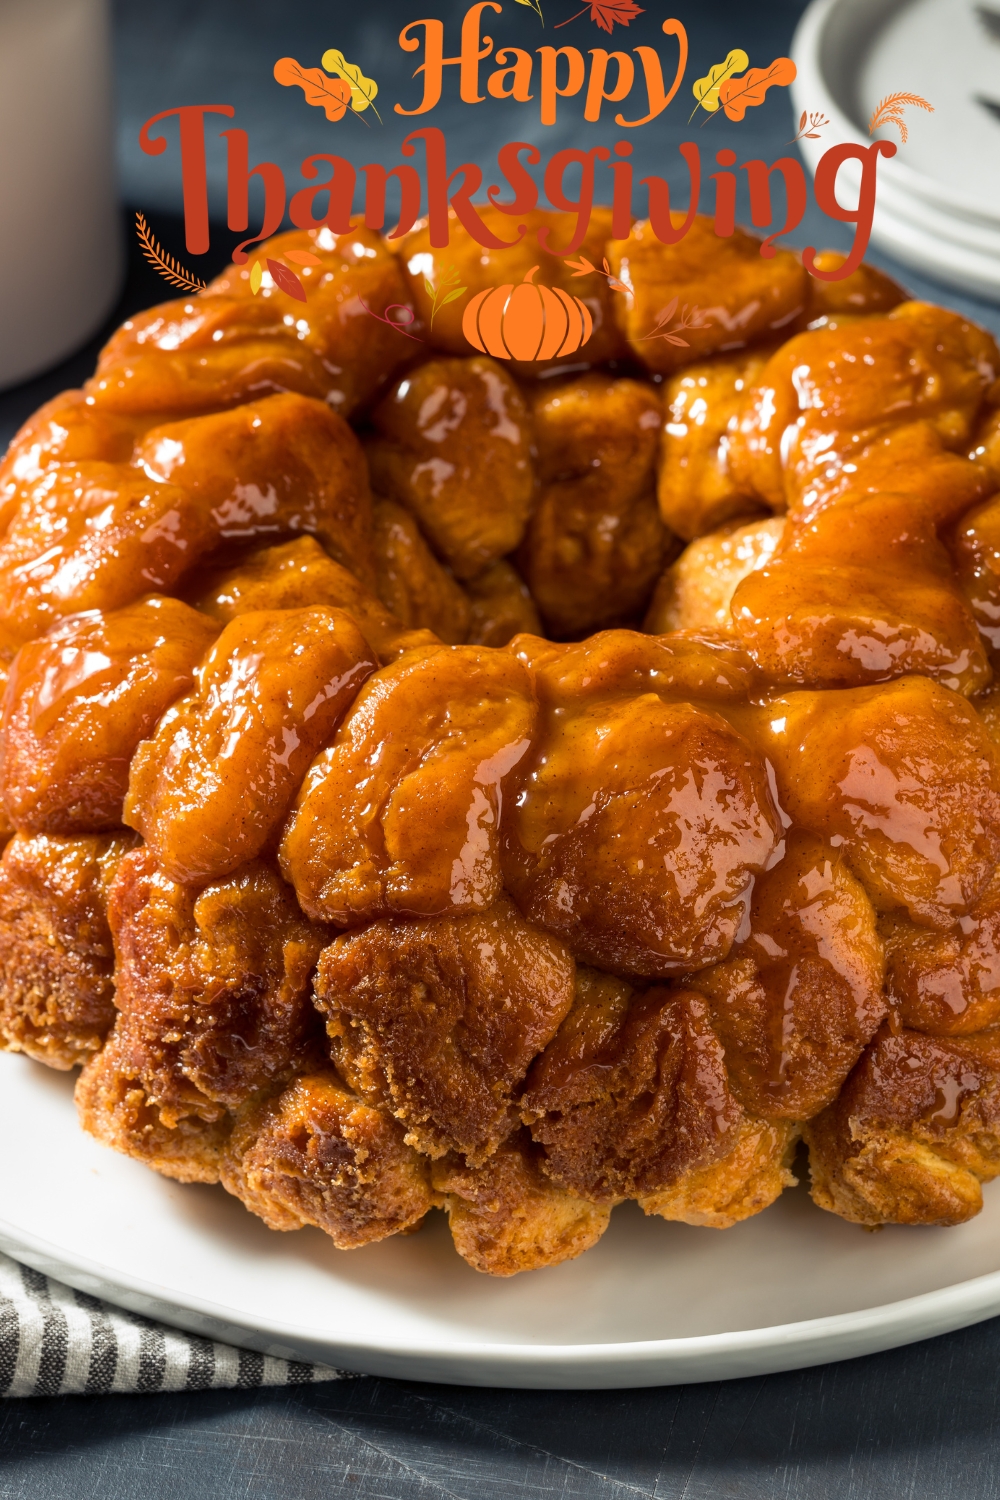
0,1252,354,1397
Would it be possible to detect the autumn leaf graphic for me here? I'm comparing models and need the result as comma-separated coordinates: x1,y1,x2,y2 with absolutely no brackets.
423,264,468,328
266,259,307,302
135,212,207,293
788,109,829,144
555,0,644,32
639,297,711,347
868,91,934,143
248,257,309,302
321,48,382,123
565,254,631,300
514,0,545,22
717,58,797,120
273,57,352,121
689,49,749,120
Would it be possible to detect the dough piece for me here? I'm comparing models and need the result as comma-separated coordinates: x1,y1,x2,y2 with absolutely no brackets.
521,473,668,636
281,644,535,925
694,830,886,1120
464,559,540,647
0,463,216,640
658,351,774,541
372,498,470,645
522,972,743,1202
221,1073,437,1245
968,389,1000,485
125,607,375,884
762,676,1000,930
0,391,156,533
804,1028,1000,1226
0,393,378,637
0,831,137,1068
607,217,807,375
503,632,778,977
730,302,999,515
89,226,413,419
368,356,535,579
107,848,326,1111
520,375,671,636
639,1116,799,1229
531,373,661,500
433,1131,610,1275
133,392,377,587
881,867,1000,1036
644,516,784,635
1,596,217,834
799,252,905,323
313,898,575,1163
730,491,988,695
76,1028,230,1184
951,490,1000,652
188,535,433,664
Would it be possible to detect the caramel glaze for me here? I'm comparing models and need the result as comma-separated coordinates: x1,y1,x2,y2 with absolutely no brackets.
90,227,414,419
6,216,1000,1270
397,206,629,379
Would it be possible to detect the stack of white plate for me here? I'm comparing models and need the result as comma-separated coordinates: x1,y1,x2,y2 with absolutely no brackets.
791,0,1000,302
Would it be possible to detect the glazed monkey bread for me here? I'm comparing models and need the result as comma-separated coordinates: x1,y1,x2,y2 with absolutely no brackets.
4,212,1000,1278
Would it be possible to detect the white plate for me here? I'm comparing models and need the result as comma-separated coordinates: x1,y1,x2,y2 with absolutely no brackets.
791,0,1000,302
5,1054,1000,1388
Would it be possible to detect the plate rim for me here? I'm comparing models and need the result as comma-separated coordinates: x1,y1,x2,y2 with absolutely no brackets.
4,1213,1000,1389
792,0,1000,226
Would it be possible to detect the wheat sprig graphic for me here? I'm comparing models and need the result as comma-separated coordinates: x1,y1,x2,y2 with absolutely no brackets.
135,212,208,293
868,91,934,144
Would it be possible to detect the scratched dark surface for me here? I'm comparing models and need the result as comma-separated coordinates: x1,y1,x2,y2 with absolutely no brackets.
5,1317,1000,1498
4,1,1000,1495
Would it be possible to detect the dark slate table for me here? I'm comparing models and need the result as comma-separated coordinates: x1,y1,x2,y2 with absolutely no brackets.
3,2,1000,1495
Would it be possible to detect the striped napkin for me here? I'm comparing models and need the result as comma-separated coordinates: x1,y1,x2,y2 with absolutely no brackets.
0,1252,354,1397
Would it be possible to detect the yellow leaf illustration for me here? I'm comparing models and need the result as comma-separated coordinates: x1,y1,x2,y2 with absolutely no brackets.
321,48,382,122
514,0,545,22
249,260,263,295
690,49,748,117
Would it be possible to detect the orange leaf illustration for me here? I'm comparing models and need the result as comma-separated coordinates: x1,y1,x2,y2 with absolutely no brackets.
273,57,351,121
134,212,207,294
283,250,323,266
868,91,934,143
555,0,644,31
266,259,307,302
717,57,797,121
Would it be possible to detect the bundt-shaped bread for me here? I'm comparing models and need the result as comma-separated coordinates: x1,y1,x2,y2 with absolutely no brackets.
3,215,1000,1274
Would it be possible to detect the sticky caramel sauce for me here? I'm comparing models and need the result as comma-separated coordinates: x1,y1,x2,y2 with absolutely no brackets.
6,219,1000,1249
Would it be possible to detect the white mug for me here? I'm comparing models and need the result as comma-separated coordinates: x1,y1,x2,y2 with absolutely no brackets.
0,0,123,390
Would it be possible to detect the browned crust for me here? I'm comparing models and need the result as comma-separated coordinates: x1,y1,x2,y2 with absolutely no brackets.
76,1026,229,1184
0,831,138,1068
639,1116,800,1229
220,1072,438,1246
804,1029,1000,1226
433,1131,611,1276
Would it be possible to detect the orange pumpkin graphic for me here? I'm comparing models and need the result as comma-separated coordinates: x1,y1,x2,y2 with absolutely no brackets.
462,266,594,362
